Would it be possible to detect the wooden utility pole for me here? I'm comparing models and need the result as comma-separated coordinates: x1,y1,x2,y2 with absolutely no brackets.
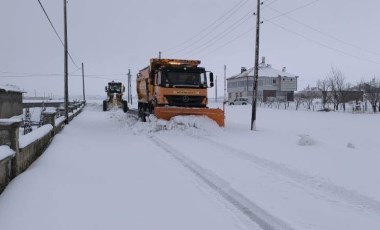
251,0,261,131
215,75,218,102
82,63,85,103
223,65,226,111
63,0,69,124
127,69,132,104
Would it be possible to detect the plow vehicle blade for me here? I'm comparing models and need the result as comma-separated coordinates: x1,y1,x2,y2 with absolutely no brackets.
154,107,225,127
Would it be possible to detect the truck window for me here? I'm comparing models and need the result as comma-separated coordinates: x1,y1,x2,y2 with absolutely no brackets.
165,72,203,87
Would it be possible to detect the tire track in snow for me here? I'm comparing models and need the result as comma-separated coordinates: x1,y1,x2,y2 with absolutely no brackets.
150,136,296,230
198,136,380,216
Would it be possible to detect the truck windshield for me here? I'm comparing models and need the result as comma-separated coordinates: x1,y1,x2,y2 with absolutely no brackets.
164,72,206,87
109,83,121,93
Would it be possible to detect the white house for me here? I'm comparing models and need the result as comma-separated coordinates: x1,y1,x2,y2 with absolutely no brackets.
227,57,299,102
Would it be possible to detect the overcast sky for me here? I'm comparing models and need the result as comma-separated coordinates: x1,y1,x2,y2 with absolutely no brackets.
1,0,380,98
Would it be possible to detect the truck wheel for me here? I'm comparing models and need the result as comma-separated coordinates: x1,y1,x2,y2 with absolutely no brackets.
138,104,146,122
103,100,107,111
123,100,129,112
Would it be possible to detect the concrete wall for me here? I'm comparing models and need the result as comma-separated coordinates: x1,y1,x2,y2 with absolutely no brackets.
0,91,23,118
15,130,53,176
0,102,85,194
0,156,13,193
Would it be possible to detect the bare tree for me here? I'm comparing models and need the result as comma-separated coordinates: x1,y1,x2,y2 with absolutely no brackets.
294,92,303,110
360,78,380,112
297,86,320,111
339,82,352,112
317,78,330,109
327,67,346,111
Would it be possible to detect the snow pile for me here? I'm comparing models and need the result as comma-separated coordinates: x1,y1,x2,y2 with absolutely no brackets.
297,134,316,146
0,145,15,160
19,124,53,148
131,114,222,137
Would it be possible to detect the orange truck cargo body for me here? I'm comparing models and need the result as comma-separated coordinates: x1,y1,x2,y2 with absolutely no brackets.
136,58,224,126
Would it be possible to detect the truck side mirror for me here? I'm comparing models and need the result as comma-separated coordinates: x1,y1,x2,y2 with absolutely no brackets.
209,72,214,87
123,86,125,92
105,86,108,92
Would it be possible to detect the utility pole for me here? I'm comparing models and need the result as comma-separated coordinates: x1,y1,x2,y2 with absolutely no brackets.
159,51,162,59
82,63,86,103
215,75,218,102
63,0,69,124
127,69,132,104
251,0,261,131
223,65,227,111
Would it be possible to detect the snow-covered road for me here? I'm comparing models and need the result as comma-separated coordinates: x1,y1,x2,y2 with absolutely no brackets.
0,101,380,230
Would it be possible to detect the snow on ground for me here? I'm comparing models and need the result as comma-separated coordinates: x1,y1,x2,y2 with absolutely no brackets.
0,100,379,230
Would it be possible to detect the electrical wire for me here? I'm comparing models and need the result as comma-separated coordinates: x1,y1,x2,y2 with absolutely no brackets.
37,0,80,69
164,0,249,54
265,18,380,65
166,0,251,56
265,5,380,57
265,0,320,21
185,11,254,57
200,25,255,58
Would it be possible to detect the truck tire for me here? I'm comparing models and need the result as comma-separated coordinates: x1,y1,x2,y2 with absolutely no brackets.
138,103,146,122
103,100,107,111
123,100,129,112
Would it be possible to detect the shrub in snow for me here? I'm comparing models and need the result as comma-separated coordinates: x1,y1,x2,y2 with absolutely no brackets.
297,134,315,146
347,142,355,149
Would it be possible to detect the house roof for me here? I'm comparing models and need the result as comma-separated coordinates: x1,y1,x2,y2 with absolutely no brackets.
228,64,298,80
0,84,24,93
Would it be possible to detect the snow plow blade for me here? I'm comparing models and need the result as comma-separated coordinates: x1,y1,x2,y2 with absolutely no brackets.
154,107,225,127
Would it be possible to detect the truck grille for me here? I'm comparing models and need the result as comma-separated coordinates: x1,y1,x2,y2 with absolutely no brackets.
165,96,206,107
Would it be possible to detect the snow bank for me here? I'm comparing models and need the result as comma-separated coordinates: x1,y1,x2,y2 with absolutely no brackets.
131,114,222,137
297,134,316,146
0,119,22,124
0,145,15,160
55,116,66,125
19,124,53,148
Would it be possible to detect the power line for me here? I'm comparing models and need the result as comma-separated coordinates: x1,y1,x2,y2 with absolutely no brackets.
200,25,255,58
185,11,255,57
266,5,380,57
166,0,250,56
37,0,80,69
265,19,380,65
0,70,127,80
265,0,320,21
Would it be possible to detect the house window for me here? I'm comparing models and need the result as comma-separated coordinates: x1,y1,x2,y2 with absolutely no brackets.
273,79,276,84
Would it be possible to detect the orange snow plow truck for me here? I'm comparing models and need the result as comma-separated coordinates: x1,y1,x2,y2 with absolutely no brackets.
136,58,224,127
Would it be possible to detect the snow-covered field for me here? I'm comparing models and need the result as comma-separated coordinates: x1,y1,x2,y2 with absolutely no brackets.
0,100,379,230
